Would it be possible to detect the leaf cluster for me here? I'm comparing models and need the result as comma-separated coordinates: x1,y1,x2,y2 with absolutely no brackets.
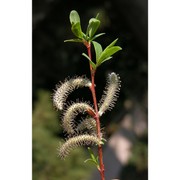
65,10,103,43
84,147,100,170
65,10,122,70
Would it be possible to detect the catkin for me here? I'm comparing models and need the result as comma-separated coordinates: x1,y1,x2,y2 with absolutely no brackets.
76,117,96,134
58,135,101,159
53,77,91,110
62,102,95,134
98,72,121,116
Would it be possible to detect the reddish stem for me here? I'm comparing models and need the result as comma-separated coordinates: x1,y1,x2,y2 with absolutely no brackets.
85,42,105,180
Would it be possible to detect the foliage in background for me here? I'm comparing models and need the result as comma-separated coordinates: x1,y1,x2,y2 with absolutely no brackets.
129,138,148,171
33,90,94,180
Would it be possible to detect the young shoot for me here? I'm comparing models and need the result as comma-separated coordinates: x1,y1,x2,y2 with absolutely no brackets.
53,10,122,180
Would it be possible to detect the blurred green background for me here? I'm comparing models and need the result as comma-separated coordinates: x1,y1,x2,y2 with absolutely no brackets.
33,0,148,179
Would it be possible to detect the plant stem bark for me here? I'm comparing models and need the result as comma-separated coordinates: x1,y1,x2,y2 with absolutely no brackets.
86,42,105,180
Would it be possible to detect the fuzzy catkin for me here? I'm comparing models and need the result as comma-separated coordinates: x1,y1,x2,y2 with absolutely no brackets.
76,117,96,134
62,102,95,134
53,77,91,110
98,72,121,116
58,135,101,159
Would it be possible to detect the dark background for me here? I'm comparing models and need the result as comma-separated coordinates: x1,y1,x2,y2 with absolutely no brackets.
33,0,148,179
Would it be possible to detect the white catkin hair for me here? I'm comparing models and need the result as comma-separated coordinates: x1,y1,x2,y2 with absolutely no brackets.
98,72,121,116
76,117,96,134
53,77,91,110
62,102,95,135
58,135,101,159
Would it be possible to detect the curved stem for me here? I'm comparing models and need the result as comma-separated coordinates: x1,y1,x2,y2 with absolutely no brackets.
86,42,105,180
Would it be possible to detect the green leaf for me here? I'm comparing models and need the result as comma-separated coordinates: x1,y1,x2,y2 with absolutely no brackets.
86,147,100,170
99,57,113,65
91,33,105,41
96,156,99,168
69,10,80,25
82,53,96,69
98,46,122,66
88,147,97,162
64,39,83,43
82,53,91,61
101,138,107,142
104,38,119,50
92,41,102,62
95,13,100,19
86,18,100,38
71,22,84,39
84,158,97,165
84,158,100,169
